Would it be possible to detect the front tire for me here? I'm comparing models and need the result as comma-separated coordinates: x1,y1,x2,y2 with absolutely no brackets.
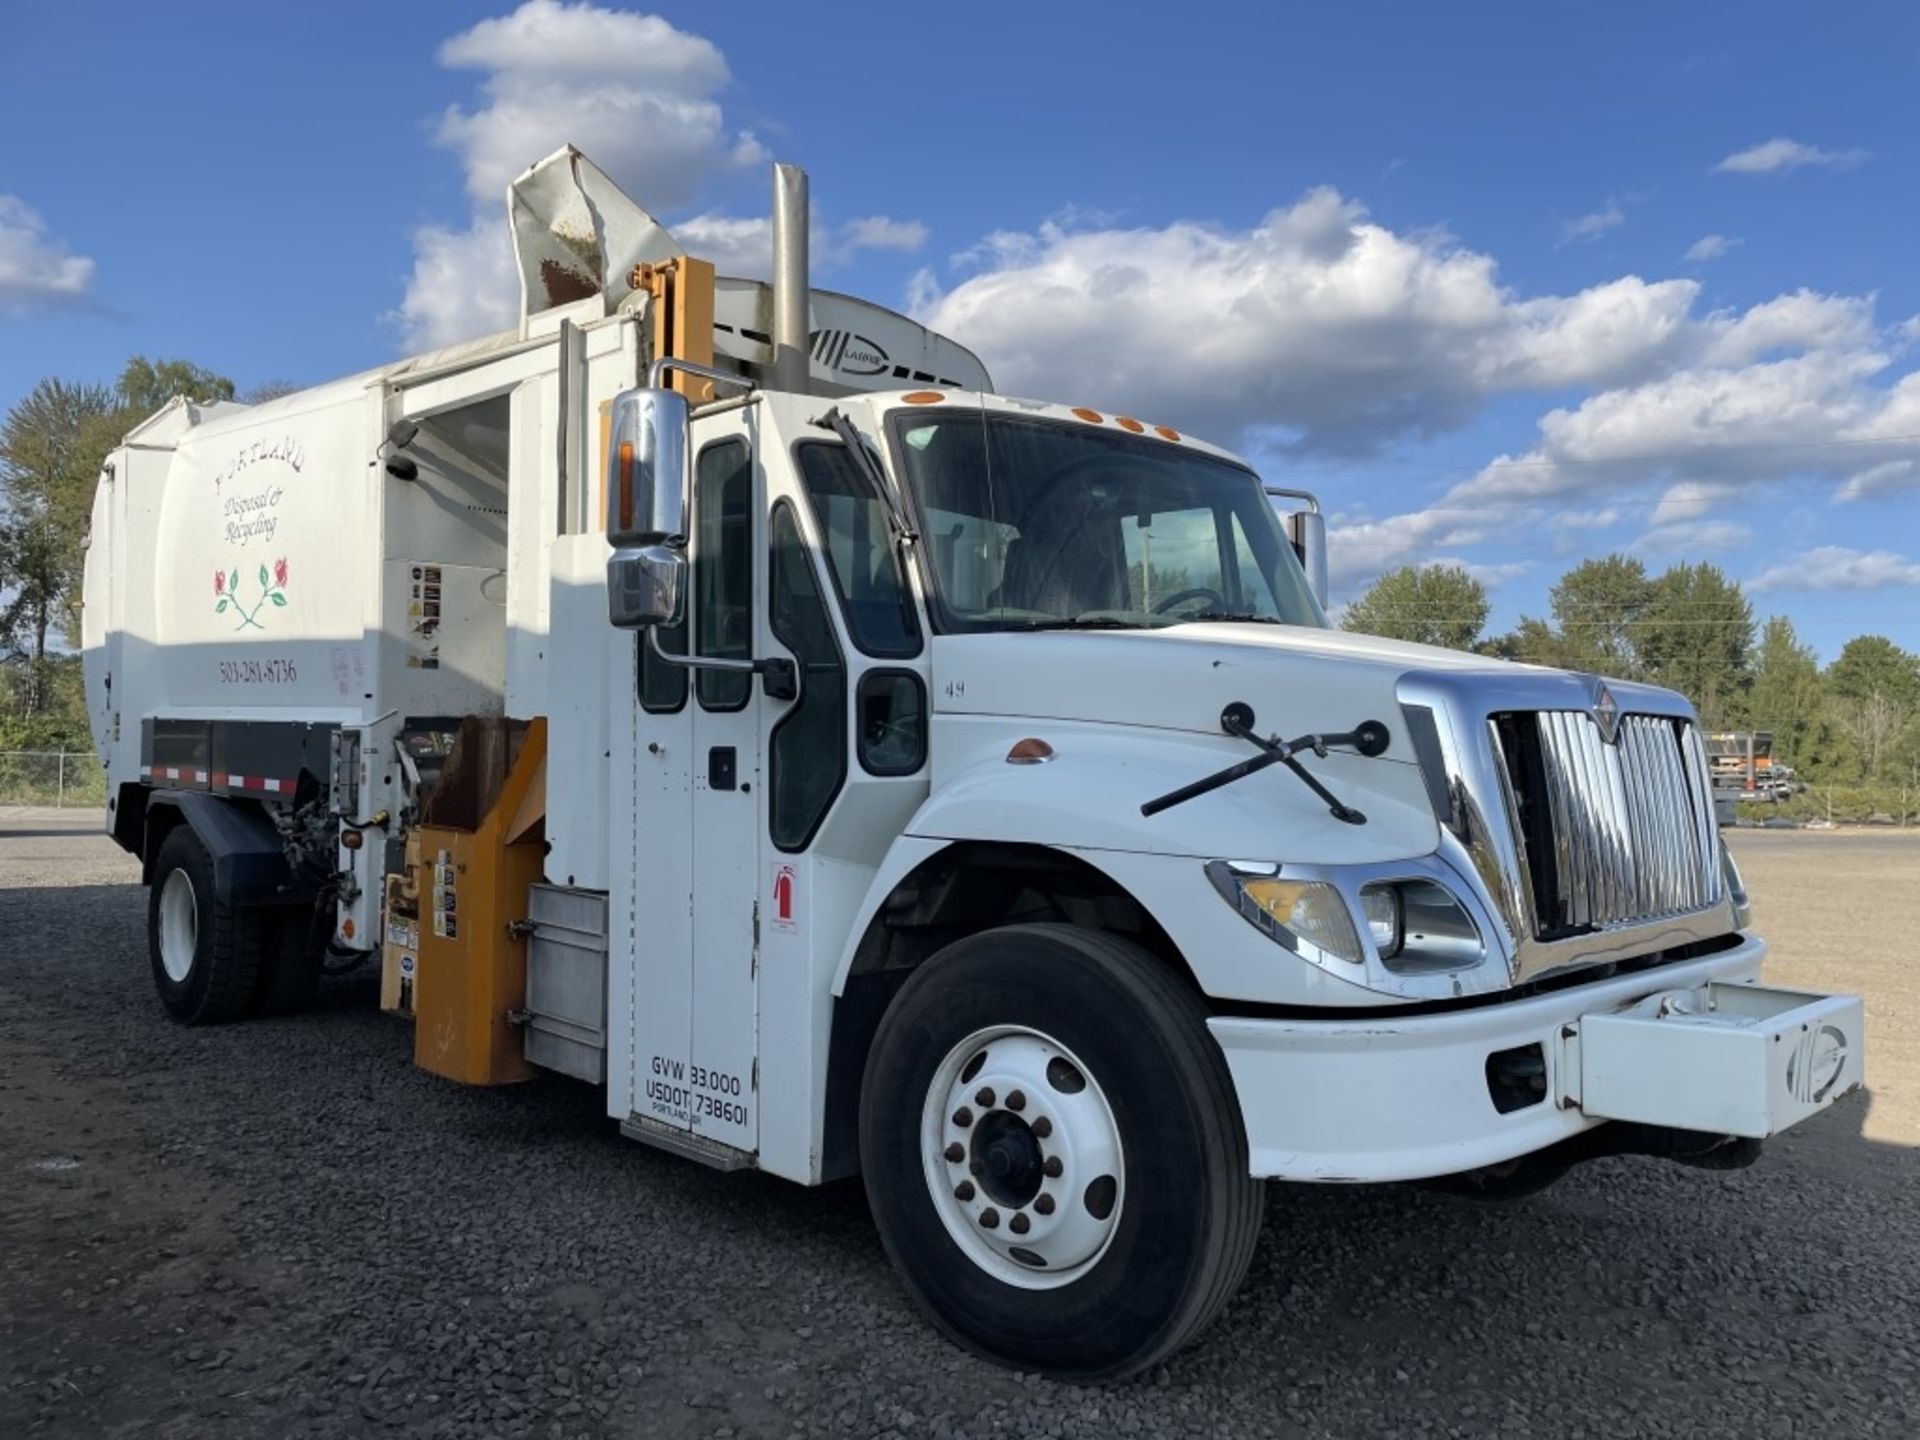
859,924,1263,1380
147,826,266,1025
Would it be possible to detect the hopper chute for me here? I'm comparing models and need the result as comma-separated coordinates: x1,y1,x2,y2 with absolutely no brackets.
509,146,680,321
507,145,992,393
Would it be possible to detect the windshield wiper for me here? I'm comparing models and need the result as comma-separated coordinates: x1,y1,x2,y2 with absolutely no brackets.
1004,616,1148,632
815,407,917,543
1141,702,1391,825
1180,611,1287,625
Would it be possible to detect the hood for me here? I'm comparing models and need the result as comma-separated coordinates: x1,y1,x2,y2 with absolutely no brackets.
930,623,1547,764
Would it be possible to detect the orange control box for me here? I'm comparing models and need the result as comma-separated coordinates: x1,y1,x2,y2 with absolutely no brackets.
411,717,547,1086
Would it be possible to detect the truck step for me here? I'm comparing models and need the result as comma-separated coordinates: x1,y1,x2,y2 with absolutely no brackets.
620,1114,756,1172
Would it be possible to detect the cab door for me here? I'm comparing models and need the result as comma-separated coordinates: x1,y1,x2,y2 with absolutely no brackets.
682,422,762,1151
625,410,763,1154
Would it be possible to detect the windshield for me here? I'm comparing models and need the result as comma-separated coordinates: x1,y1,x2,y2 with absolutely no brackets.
889,409,1327,633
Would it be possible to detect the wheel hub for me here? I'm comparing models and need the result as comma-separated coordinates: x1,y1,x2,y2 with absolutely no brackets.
973,1111,1045,1209
921,1026,1125,1289
158,869,198,984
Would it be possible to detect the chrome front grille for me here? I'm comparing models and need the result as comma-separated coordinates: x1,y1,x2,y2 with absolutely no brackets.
1490,710,1721,938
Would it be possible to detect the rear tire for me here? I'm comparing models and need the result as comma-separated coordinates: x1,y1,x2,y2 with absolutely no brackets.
859,923,1263,1381
147,826,266,1025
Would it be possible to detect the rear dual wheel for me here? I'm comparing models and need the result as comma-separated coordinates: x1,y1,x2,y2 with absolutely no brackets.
860,924,1264,1381
148,827,266,1025
148,826,323,1023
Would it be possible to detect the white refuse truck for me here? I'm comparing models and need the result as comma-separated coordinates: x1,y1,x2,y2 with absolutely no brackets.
81,148,1865,1379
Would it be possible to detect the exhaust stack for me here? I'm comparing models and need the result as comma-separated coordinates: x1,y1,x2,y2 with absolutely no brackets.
771,164,811,393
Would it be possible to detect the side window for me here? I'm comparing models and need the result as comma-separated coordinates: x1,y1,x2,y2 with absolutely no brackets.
769,502,847,851
694,439,753,710
794,443,922,658
856,670,927,776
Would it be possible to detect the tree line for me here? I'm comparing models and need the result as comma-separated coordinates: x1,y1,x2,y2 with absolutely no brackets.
0,357,290,751
1341,559,1920,796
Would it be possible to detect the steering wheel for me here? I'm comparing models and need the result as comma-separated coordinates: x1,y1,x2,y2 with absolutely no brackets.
1152,586,1225,615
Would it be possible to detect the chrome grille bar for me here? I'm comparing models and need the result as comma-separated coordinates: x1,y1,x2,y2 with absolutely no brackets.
1504,710,1721,936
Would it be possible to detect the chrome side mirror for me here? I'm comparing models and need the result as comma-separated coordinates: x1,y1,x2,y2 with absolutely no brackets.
605,387,690,629
605,387,689,545
1286,509,1328,610
608,544,686,629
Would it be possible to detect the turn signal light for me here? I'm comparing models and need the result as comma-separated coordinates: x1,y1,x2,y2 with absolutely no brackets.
1006,738,1055,765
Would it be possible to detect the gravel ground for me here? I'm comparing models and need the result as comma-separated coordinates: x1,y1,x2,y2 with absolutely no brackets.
2,814,1916,1439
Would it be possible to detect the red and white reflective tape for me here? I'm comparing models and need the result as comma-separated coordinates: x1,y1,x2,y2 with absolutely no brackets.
216,773,293,795
143,764,292,795
140,764,208,783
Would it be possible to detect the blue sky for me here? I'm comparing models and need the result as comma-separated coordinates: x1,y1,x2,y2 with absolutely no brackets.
4,1,1917,658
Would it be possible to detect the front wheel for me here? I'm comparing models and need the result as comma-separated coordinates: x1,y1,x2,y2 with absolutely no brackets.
860,924,1264,1380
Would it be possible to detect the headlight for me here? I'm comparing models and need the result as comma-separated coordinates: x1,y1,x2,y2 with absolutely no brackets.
1720,839,1753,929
1359,887,1403,958
1362,879,1484,972
1205,862,1364,964
1208,862,1488,975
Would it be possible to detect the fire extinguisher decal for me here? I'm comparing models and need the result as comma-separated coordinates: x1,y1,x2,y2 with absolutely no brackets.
771,863,797,932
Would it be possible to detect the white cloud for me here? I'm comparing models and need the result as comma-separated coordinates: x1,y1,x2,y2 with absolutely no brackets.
1650,480,1737,525
917,188,1706,455
1684,234,1739,263
399,2,761,350
1834,459,1918,503
1633,519,1753,554
435,0,734,209
394,223,521,358
1560,199,1625,246
671,211,928,280
1750,546,1920,592
1714,138,1867,175
1430,555,1534,586
0,195,95,312
842,216,929,253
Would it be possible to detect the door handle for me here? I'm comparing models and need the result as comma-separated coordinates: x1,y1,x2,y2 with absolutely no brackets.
707,746,737,791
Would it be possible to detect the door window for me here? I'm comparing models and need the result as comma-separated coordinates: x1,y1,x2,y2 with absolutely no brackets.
768,502,847,851
794,442,922,658
694,439,753,711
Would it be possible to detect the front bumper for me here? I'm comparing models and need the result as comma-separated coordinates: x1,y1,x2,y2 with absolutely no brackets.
1208,934,1861,1182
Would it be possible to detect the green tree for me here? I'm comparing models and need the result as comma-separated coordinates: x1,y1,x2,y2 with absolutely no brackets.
1636,562,1753,726
117,356,236,417
1825,635,1920,782
1548,554,1652,676
1479,615,1573,667
0,379,117,693
2,356,236,714
1340,563,1490,651
1745,617,1827,769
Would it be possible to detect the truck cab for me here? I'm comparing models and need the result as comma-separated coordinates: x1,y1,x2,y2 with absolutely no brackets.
83,148,1865,1382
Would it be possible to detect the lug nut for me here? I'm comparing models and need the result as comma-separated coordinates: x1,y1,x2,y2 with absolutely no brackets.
980,1208,1000,1229
1031,1116,1052,1139
954,1180,975,1201
952,1106,973,1128
1007,1089,1026,1112
1010,1212,1031,1235
975,1087,996,1108
1043,1156,1064,1178
944,1143,965,1163
1034,1193,1056,1216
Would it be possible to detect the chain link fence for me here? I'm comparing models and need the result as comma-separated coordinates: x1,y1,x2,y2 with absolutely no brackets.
0,751,109,809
